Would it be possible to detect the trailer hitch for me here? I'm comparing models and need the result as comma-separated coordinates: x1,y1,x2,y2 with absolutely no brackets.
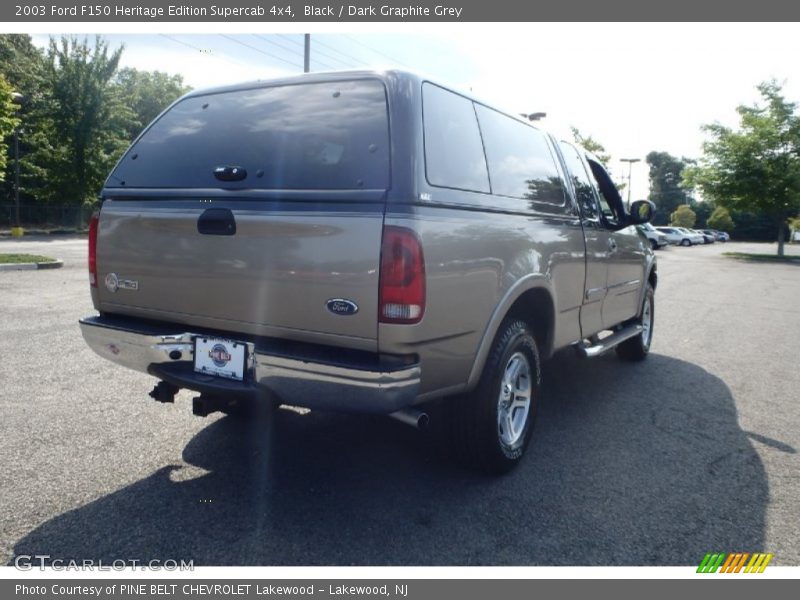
149,381,179,403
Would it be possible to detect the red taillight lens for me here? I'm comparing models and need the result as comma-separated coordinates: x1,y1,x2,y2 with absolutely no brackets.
379,226,425,324
88,213,99,287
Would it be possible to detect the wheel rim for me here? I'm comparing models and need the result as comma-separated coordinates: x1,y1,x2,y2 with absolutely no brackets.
641,295,653,347
497,352,532,447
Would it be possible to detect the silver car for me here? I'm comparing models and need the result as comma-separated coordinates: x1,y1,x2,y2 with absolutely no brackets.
655,226,695,246
678,228,705,245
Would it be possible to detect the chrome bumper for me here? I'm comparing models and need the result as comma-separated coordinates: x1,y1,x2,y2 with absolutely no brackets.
79,316,421,414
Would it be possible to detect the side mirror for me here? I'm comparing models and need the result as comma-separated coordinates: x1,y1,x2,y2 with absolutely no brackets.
628,199,656,224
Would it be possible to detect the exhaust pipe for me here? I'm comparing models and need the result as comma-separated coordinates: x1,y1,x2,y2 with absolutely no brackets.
389,408,429,430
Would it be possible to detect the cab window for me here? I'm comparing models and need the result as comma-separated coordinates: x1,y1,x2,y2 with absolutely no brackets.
586,159,626,229
558,142,599,220
474,105,566,205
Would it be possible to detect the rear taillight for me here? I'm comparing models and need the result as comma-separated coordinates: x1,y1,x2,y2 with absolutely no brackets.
88,213,99,287
379,226,425,324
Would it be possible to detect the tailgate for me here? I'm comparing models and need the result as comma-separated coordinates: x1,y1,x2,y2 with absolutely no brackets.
95,197,384,346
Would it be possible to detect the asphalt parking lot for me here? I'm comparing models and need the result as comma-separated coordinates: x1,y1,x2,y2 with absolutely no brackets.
1,236,799,566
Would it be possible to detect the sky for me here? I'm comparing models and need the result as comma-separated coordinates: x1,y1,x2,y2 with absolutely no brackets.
28,24,800,199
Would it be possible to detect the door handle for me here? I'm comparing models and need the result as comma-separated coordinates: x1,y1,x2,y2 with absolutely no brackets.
608,238,617,252
213,165,247,182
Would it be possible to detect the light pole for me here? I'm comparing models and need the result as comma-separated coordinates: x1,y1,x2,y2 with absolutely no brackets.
11,92,24,237
620,158,640,210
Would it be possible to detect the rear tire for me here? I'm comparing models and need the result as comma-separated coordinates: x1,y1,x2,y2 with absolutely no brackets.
616,283,654,362
448,319,541,474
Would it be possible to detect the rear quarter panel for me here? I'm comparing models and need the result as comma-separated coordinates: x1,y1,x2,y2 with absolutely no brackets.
380,204,586,398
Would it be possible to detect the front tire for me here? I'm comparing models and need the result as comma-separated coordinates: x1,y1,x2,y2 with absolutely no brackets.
616,283,655,361
680,239,691,246
448,319,541,474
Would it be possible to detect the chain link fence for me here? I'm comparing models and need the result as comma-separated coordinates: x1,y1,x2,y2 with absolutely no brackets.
0,204,94,231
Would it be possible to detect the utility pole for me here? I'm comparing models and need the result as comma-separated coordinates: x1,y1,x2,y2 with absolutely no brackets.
304,34,310,73
11,92,24,237
620,158,640,210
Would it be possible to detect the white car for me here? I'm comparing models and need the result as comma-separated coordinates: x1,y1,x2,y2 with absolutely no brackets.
637,223,668,250
655,226,701,246
676,227,705,246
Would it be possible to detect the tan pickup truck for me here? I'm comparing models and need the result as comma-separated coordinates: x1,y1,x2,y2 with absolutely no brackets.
80,70,657,473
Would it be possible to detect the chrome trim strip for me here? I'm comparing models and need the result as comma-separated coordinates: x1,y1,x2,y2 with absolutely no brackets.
606,278,641,291
585,286,606,301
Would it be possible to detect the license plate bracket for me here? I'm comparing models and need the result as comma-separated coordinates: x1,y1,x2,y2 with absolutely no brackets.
193,337,247,381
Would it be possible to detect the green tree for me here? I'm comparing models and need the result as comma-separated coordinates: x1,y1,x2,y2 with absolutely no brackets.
114,67,189,139
0,34,46,95
31,36,133,205
0,34,48,202
646,151,693,225
571,126,610,164
684,80,800,256
670,204,696,228
689,199,715,228
707,206,735,232
570,126,626,192
0,74,21,181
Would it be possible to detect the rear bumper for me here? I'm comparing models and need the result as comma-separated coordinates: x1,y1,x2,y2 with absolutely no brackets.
79,315,420,414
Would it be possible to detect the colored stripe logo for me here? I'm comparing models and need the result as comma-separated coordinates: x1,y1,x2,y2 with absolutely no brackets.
697,552,773,573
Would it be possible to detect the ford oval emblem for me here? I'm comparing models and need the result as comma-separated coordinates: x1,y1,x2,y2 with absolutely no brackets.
326,298,359,316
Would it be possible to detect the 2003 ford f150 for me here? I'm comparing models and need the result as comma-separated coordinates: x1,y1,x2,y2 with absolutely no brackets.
80,70,657,473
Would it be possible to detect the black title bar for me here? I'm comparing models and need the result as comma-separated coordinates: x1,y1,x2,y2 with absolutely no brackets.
6,0,800,21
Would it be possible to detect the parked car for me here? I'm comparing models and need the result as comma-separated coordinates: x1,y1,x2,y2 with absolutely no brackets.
79,70,658,474
655,226,696,246
702,229,724,242
675,227,705,245
693,229,715,244
637,223,669,250
713,230,730,242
